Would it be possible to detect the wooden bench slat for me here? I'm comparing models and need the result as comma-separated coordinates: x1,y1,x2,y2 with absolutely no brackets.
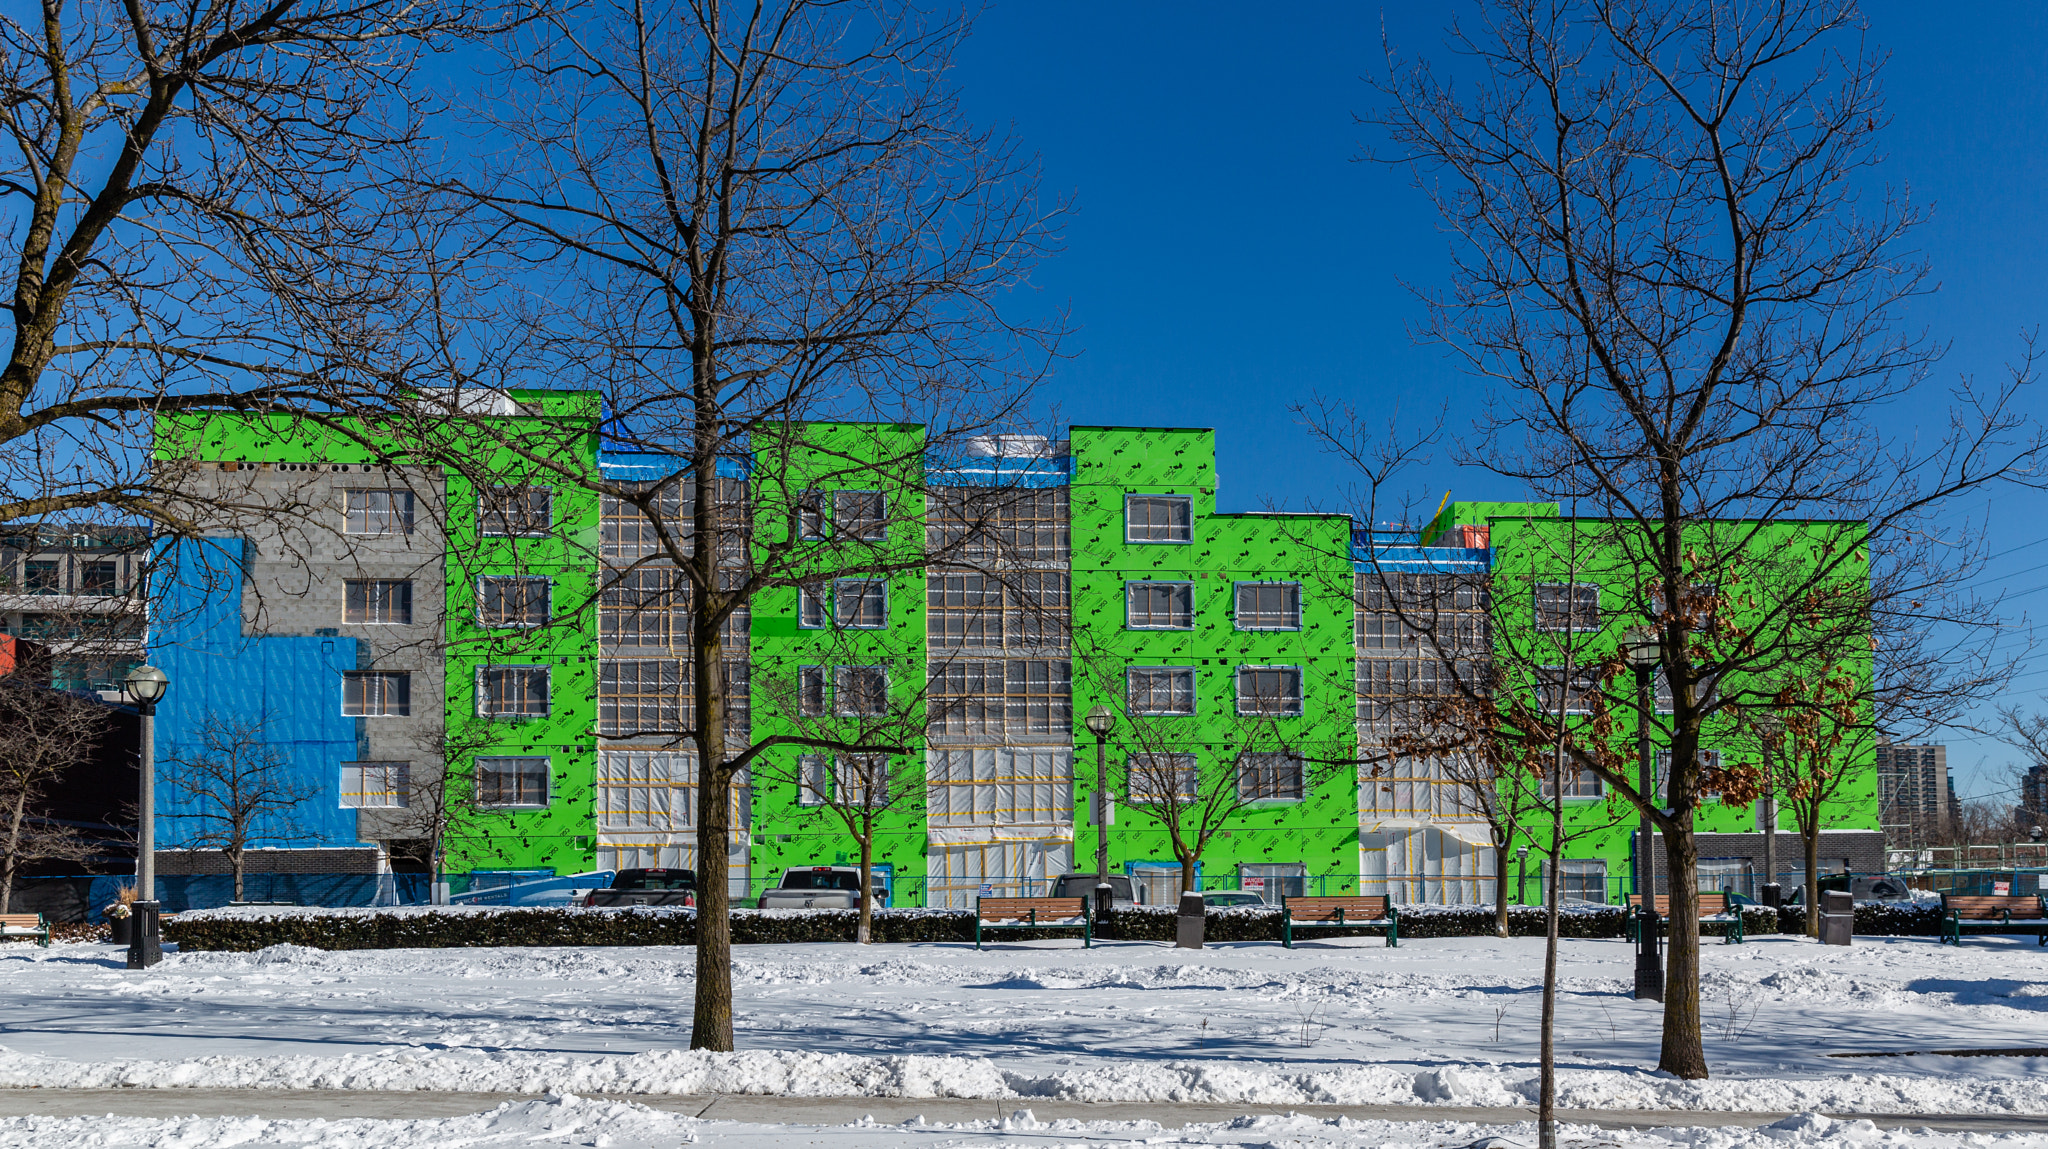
1280,896,1398,948
975,896,1091,950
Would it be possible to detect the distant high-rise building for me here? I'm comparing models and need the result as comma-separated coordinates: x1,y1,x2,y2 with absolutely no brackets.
1878,742,1948,841
2021,763,2048,827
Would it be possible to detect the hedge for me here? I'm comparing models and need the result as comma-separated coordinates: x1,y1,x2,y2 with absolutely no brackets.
165,898,1942,952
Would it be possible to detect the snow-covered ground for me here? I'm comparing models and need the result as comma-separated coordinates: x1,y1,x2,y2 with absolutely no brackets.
3,933,2046,1145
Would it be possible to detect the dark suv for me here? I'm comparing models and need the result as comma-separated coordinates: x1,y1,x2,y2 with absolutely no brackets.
582,868,696,908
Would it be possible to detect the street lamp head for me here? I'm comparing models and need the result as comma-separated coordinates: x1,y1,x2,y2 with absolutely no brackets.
1083,704,1117,738
124,664,169,705
1516,844,1529,862
1623,627,1660,671
2032,825,2044,843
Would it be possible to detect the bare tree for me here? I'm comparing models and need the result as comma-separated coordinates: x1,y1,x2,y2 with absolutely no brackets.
0,668,104,911
1753,670,1873,938
364,0,1061,1053
162,711,315,902
0,0,500,542
1336,0,2043,1082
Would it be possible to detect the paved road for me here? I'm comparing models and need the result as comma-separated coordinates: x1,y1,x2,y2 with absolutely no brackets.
0,1089,2041,1133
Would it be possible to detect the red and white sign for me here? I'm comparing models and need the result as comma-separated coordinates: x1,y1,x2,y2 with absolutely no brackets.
1995,881,2012,895
1243,877,1265,891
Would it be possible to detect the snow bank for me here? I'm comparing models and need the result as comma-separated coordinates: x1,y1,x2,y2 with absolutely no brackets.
2,1043,2044,1115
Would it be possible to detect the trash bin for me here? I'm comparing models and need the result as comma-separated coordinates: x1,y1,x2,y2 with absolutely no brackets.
1176,891,1205,949
1819,890,1853,946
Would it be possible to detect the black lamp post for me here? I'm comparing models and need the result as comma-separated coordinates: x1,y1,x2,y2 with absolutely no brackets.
1084,704,1117,919
1623,628,1663,1002
124,664,169,970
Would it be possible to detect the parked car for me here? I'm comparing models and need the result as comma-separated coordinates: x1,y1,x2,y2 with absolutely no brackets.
1049,873,1137,908
757,866,877,909
1201,891,1267,909
581,868,695,908
1785,874,1914,905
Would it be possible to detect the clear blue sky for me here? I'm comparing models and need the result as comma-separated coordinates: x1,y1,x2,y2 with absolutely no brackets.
956,2,2048,805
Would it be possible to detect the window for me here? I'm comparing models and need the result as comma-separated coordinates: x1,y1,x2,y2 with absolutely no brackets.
1124,495,1193,543
345,489,415,535
1536,665,1601,715
476,756,550,807
21,559,61,594
833,579,887,628
79,560,120,595
1128,752,1198,803
342,672,411,717
927,487,1070,561
1558,859,1607,904
797,582,826,629
796,490,828,540
1125,581,1193,630
798,666,827,717
1533,582,1601,631
835,754,891,807
478,665,549,717
1542,764,1604,799
599,659,684,735
479,576,550,627
927,658,1072,740
1357,573,1490,650
927,571,1067,649
798,754,829,806
1237,752,1305,801
480,486,552,537
601,486,688,559
834,491,886,540
834,666,888,716
339,761,409,809
1234,582,1301,631
601,568,686,649
1355,658,1467,726
1653,748,1723,805
598,749,695,832
1235,665,1303,717
344,580,414,625
1127,666,1196,716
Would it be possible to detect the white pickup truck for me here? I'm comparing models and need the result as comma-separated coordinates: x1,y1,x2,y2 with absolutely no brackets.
757,866,875,909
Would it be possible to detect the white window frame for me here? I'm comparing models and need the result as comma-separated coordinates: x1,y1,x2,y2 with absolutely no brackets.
797,582,826,629
797,665,827,717
798,753,829,806
478,485,554,538
478,575,551,628
1236,751,1305,802
1233,581,1302,631
1536,664,1601,716
477,664,551,718
833,490,887,541
833,579,888,629
344,489,415,535
1234,664,1304,717
834,665,889,717
339,761,410,809
1124,494,1193,544
341,671,411,717
1126,666,1196,716
1542,764,1606,800
797,490,828,540
835,754,891,807
343,579,414,625
1124,581,1194,630
476,755,551,808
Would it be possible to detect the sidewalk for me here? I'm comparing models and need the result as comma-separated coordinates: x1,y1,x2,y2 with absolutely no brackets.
0,1089,2040,1133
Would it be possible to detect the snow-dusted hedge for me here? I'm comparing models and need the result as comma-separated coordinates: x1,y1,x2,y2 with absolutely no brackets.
164,905,982,952
1769,903,1942,936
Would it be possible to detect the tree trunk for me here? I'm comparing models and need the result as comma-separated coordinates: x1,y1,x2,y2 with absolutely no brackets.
1538,841,1561,1149
230,849,244,903
692,759,735,1050
0,792,25,915
1658,827,1708,1078
856,833,874,945
1493,831,1511,938
1179,851,1197,902
1804,824,1822,940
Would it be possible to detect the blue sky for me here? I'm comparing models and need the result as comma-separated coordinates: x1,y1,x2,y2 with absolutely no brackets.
956,2,2048,804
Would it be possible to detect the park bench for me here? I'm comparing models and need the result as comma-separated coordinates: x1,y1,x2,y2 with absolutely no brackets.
0,913,49,947
1939,894,2048,946
974,896,1090,950
1627,892,1745,944
1280,895,1397,948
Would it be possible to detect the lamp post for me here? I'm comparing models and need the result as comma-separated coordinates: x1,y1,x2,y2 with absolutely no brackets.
1516,844,1529,905
1753,712,1783,909
124,664,169,970
1083,705,1117,919
1623,628,1663,1002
